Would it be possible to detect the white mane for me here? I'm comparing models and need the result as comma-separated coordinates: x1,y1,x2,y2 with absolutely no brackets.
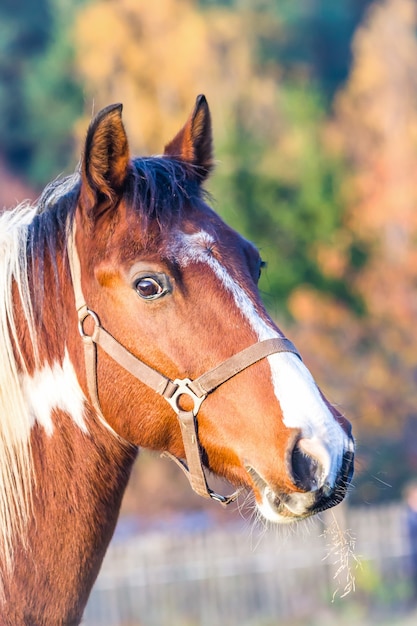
0,203,38,585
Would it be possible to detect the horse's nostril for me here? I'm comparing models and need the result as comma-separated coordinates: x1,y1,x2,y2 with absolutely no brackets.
291,441,321,491
290,436,334,493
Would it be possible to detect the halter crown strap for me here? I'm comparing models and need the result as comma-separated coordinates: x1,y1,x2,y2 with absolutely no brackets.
67,223,301,506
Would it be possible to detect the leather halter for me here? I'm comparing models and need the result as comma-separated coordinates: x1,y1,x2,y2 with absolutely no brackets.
67,224,301,506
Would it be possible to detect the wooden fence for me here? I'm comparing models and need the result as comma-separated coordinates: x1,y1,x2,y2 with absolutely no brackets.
82,503,413,626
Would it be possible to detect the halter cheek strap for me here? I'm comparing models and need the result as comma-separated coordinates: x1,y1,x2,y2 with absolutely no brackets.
67,224,301,506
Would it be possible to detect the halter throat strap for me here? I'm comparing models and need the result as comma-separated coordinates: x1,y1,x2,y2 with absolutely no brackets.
67,223,301,506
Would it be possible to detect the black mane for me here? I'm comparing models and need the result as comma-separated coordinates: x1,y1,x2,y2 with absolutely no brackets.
30,156,202,248
128,157,203,225
26,156,204,315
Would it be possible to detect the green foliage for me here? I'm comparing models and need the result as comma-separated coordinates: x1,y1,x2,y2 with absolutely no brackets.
0,0,83,186
22,31,84,184
0,0,52,175
199,0,373,99
211,85,355,314
1,0,414,503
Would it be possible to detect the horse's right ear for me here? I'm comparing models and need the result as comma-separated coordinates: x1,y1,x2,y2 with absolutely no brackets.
80,104,130,219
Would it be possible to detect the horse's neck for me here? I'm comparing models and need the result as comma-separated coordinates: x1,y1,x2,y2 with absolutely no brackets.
0,240,137,623
3,414,137,625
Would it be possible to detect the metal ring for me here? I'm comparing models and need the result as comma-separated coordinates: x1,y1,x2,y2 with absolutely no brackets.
165,378,206,416
78,308,100,339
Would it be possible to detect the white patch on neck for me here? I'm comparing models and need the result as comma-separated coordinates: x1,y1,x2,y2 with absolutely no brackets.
21,349,87,436
171,229,348,488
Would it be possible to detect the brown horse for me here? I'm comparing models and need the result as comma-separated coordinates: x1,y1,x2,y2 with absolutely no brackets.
0,96,353,624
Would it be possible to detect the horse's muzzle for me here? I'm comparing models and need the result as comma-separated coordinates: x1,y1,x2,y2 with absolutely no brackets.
247,442,354,522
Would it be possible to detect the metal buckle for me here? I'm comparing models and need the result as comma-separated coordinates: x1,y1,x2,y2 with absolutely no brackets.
78,308,100,340
165,378,206,416
209,491,231,504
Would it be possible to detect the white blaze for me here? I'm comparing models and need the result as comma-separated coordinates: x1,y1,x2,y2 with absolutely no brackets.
172,230,348,487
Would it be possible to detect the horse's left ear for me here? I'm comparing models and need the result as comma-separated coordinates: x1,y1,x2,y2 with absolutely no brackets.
164,94,213,180
80,103,130,217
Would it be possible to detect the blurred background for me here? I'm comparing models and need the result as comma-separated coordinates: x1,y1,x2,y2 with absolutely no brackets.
2,0,417,624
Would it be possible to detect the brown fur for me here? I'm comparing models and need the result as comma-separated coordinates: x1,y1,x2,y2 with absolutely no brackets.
3,418,136,626
0,97,353,623
164,94,213,179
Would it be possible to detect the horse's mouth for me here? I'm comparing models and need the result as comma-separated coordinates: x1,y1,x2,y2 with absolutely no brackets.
245,452,353,523
245,465,309,523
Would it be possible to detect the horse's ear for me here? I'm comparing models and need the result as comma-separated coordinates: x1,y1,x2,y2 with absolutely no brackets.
164,94,213,180
80,103,130,216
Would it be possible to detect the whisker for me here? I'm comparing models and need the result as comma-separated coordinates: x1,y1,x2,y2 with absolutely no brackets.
321,510,361,600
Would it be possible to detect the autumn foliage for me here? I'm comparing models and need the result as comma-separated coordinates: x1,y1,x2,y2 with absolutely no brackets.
1,0,416,502
290,0,417,438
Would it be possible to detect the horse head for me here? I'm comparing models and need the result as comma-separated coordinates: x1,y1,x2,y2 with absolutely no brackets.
70,96,354,523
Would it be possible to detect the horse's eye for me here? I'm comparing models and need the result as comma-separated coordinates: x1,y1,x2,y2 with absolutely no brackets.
135,277,165,300
259,260,267,280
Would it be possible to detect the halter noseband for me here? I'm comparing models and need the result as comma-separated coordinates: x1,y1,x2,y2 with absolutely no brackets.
67,224,301,506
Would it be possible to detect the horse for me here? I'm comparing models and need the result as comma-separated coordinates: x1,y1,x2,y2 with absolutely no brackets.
0,95,354,624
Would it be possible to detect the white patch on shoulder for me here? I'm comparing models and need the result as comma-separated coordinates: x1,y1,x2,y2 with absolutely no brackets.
21,349,87,435
171,229,349,488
